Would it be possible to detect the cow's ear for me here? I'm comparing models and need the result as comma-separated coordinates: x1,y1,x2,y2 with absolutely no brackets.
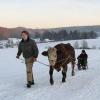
42,51,48,56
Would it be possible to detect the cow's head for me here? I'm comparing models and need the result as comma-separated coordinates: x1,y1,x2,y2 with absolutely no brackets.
42,47,57,66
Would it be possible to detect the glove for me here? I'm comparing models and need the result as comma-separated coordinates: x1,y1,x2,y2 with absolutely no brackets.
32,57,37,62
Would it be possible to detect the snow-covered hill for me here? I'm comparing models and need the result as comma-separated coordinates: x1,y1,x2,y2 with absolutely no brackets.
0,39,100,100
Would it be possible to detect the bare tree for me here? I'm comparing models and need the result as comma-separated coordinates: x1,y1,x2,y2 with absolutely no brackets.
74,41,79,49
81,40,89,49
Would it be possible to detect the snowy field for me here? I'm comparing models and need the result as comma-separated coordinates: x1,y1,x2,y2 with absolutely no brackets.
0,39,100,100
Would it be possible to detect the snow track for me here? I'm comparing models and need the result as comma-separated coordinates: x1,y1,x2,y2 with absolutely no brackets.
0,42,100,100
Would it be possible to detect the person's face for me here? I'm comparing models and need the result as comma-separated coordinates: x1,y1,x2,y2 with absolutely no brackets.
82,52,85,54
21,33,28,40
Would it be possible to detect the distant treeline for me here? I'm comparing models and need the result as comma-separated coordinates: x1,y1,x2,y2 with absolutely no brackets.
0,29,98,41
34,30,98,41
0,32,21,40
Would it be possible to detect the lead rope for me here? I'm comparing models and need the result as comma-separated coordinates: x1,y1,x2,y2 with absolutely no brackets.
36,60,49,66
18,56,75,67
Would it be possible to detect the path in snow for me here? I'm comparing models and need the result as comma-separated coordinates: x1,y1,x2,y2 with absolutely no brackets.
0,43,100,100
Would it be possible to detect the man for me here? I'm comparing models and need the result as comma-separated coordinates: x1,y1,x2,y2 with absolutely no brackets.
16,31,39,88
77,50,88,70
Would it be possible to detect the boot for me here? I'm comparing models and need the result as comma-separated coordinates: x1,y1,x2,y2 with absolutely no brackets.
31,74,34,85
78,64,81,70
83,66,86,70
31,80,35,85
27,81,31,88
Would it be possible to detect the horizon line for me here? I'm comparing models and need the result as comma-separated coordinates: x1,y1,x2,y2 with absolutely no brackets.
0,24,100,30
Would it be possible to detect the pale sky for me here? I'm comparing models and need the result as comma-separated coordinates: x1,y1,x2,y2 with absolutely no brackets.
0,0,100,28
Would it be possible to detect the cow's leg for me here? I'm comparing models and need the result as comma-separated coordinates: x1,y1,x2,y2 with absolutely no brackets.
71,61,75,76
49,66,54,85
62,65,67,83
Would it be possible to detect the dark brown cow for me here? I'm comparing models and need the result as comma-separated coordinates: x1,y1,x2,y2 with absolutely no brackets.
42,43,76,85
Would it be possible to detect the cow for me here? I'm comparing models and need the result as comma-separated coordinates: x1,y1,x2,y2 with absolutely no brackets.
42,43,76,85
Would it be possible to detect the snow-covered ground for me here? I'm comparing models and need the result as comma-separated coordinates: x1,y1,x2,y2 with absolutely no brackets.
0,39,100,100
45,37,100,48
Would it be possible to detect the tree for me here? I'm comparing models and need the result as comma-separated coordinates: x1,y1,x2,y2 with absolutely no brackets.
34,32,41,38
81,40,89,49
74,41,79,49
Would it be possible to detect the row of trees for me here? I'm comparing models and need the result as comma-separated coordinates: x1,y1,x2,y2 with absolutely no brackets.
0,29,98,41
74,40,99,49
74,40,89,49
34,30,98,41
0,35,3,40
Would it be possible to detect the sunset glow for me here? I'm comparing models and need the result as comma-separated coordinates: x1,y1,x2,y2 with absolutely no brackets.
0,0,100,28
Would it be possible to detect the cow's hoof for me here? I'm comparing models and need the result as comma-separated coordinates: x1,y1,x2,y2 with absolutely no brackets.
62,78,66,83
50,79,54,85
50,81,54,85
72,72,75,76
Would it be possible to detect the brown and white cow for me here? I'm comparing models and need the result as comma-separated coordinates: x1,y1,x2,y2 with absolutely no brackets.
42,43,76,85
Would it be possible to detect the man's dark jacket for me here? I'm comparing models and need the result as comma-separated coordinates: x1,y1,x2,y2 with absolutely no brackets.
17,38,39,58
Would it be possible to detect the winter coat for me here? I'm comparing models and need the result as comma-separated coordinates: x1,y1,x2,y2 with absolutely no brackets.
77,53,88,66
17,38,39,58
77,53,88,60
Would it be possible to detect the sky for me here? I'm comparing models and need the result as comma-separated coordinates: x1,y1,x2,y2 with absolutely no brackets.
0,0,100,29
